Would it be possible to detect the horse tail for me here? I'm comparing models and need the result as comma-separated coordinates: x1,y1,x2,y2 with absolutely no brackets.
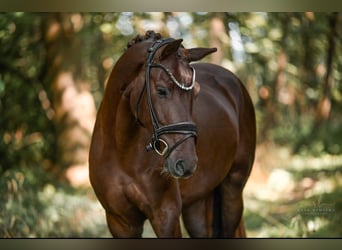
212,185,223,237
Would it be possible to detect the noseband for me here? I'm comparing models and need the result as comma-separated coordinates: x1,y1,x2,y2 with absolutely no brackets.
135,38,198,158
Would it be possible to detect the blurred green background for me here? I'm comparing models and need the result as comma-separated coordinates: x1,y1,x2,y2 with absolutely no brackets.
0,12,341,237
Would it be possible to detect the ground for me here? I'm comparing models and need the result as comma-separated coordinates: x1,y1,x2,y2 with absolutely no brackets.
1,143,341,237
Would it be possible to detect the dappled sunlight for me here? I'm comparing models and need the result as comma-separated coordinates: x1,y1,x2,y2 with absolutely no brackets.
0,167,110,237
244,143,342,237
1,12,341,238
65,164,91,187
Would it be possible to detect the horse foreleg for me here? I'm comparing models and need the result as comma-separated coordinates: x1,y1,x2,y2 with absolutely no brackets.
149,208,182,237
182,195,215,237
106,211,145,238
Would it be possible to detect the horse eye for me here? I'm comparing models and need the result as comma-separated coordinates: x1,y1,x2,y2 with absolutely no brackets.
156,86,170,98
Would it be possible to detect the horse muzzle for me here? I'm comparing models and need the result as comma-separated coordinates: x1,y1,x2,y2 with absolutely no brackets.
165,156,197,179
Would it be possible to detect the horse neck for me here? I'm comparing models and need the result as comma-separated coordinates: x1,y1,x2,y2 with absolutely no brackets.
100,44,147,151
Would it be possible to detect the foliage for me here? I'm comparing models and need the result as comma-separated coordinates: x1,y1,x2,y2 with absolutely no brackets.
244,151,342,238
0,166,110,237
0,12,341,237
1,12,341,173
0,13,54,174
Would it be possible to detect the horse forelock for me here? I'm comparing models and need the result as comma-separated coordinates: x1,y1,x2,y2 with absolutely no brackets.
113,32,163,89
126,30,163,49
117,31,163,89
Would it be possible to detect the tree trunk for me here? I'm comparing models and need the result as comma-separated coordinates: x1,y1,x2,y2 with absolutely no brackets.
209,15,225,65
315,12,341,126
260,14,290,140
294,13,341,153
41,13,96,186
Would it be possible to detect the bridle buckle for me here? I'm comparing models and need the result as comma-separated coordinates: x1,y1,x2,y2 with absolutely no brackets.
153,138,169,156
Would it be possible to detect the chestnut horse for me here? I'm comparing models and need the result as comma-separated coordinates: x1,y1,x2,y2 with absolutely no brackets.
89,31,256,238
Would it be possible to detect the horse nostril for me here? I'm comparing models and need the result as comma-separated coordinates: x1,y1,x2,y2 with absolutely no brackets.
175,160,186,176
165,158,196,179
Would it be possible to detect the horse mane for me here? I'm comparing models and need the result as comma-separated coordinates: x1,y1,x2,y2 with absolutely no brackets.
126,30,162,49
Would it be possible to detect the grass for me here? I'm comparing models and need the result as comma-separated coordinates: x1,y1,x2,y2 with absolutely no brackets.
0,166,110,238
244,144,342,238
1,144,341,237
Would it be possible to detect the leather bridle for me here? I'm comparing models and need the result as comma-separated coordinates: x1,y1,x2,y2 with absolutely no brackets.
134,38,198,158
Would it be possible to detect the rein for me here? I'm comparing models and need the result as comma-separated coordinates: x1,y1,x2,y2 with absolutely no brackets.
135,38,198,158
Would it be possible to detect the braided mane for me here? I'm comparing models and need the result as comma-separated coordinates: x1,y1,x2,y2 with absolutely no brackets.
126,30,162,49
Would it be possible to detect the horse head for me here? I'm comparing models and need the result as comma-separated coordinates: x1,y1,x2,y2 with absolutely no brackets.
124,31,217,179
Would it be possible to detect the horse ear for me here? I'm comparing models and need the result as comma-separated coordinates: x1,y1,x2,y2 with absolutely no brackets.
187,48,217,62
161,39,183,59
